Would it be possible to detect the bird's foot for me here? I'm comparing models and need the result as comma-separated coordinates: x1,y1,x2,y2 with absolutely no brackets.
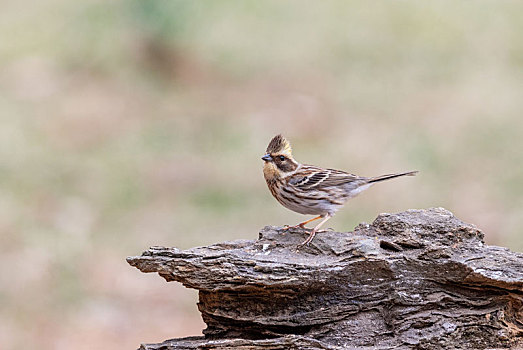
296,228,332,248
282,223,308,231
298,230,317,247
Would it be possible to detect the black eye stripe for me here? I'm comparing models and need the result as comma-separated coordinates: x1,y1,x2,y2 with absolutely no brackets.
276,161,297,172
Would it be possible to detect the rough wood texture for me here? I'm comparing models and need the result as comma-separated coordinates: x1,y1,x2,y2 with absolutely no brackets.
127,208,523,349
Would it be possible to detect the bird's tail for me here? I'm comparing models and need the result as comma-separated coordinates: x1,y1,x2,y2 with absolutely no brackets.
367,170,418,184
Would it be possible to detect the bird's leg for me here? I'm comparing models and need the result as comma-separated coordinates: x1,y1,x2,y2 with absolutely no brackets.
299,214,332,246
283,215,323,231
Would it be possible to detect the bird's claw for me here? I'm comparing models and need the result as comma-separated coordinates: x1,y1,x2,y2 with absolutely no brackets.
299,232,316,246
296,241,309,251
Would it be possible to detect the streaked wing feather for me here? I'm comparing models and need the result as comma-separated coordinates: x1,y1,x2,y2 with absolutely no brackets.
319,169,363,188
297,171,330,188
289,166,366,190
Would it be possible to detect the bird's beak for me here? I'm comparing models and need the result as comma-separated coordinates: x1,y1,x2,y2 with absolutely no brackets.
262,154,273,162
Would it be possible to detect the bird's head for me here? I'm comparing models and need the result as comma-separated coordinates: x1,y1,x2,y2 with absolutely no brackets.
262,134,299,180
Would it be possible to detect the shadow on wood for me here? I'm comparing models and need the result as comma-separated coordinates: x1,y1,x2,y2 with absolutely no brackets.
127,208,523,349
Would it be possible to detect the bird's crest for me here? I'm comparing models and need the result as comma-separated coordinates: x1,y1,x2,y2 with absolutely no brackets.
266,134,293,157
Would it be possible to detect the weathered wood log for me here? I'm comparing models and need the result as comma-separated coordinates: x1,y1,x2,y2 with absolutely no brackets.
127,208,523,349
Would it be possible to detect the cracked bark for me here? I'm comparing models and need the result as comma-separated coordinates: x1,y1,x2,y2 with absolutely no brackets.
127,208,523,349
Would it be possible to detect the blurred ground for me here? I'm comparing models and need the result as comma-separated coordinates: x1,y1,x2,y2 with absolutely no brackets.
1,1,522,349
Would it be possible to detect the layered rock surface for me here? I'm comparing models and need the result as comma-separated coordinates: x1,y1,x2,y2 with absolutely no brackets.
127,208,523,349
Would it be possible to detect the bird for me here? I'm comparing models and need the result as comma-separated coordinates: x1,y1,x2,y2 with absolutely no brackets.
262,134,418,246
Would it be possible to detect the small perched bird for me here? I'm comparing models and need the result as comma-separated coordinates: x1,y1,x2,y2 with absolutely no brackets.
262,134,417,246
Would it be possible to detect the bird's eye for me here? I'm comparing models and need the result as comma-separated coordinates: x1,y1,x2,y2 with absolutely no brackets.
279,155,285,161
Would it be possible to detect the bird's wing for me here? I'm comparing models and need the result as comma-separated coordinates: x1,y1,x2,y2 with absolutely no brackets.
289,166,367,189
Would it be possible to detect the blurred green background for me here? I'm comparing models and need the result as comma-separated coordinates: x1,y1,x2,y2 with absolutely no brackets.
1,1,523,349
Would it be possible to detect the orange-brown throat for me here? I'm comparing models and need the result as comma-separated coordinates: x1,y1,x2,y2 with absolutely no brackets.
263,161,280,183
